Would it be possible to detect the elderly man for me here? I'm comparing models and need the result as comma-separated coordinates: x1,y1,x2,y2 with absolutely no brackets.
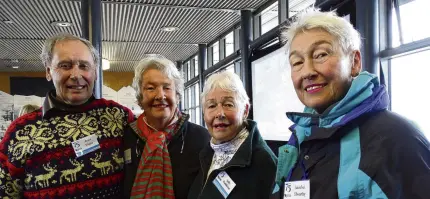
0,33,133,198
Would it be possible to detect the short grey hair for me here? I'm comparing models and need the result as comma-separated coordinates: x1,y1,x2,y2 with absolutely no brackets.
132,55,184,107
280,7,361,55
40,33,100,67
201,71,250,114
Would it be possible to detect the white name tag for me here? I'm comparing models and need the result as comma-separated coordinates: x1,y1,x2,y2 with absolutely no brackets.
71,134,100,158
283,180,310,199
213,171,236,198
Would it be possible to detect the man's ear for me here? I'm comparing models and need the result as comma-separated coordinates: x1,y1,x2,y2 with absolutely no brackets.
46,67,52,81
351,50,362,77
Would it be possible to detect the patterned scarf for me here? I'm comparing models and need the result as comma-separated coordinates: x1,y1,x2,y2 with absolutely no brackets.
207,127,249,177
130,110,184,199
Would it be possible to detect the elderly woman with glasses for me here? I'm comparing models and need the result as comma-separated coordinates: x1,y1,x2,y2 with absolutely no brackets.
188,71,277,199
123,55,210,199
272,8,430,199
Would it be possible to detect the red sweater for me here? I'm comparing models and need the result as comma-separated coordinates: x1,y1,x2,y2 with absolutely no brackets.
0,98,133,199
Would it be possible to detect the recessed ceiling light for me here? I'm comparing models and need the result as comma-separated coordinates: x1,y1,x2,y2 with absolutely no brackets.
51,21,72,27
2,19,13,24
102,59,110,70
11,66,19,69
160,26,179,32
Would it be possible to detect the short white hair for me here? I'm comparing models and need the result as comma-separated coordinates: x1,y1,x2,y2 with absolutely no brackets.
201,71,250,113
280,7,361,55
132,55,184,107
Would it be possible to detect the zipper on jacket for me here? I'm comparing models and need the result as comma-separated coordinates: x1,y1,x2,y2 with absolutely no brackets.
198,161,209,198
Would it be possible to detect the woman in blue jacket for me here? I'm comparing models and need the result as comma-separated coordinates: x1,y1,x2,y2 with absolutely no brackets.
272,8,430,198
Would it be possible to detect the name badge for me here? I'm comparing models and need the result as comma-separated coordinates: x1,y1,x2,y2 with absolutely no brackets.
283,180,310,199
71,134,100,158
124,148,132,164
213,171,236,198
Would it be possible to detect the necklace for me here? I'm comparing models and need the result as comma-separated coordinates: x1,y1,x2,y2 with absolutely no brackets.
142,117,159,132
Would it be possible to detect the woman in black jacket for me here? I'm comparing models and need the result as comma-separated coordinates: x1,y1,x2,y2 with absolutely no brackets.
123,55,210,199
188,71,277,199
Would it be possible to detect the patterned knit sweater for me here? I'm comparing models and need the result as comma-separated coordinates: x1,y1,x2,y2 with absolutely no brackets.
0,97,133,199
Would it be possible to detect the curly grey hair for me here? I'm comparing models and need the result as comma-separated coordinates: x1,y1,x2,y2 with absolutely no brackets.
40,33,100,67
132,55,184,108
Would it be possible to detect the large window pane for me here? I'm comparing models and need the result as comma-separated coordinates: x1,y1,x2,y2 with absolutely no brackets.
391,49,430,139
184,88,189,111
195,83,200,106
187,88,192,111
252,47,304,141
191,109,196,123
196,107,201,125
226,64,235,74
235,61,242,80
391,0,430,47
191,84,199,107
189,60,194,79
261,2,278,35
205,64,235,80
225,32,234,56
194,56,199,77
213,42,219,65
187,62,191,81
181,91,185,110
189,109,194,123
289,0,315,18
183,63,188,81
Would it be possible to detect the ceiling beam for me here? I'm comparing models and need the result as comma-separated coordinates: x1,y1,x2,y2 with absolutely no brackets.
0,38,199,45
0,59,142,62
59,0,248,14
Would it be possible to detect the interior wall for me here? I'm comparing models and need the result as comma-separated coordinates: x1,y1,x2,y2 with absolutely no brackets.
103,72,134,91
0,72,46,94
0,72,134,94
